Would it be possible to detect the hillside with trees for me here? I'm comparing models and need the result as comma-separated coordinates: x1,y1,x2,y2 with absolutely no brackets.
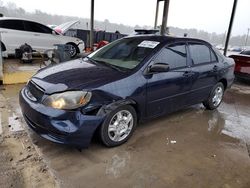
0,1,248,47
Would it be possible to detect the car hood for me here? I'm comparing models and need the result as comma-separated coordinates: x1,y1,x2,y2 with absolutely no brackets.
31,59,127,94
54,20,80,34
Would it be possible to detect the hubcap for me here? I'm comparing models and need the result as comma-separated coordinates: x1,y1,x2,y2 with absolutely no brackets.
68,45,77,57
212,86,223,106
108,110,133,142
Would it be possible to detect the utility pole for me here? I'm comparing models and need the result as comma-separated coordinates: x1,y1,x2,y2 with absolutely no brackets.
160,0,170,35
89,0,94,50
0,32,2,82
224,0,238,56
244,28,250,47
154,0,160,29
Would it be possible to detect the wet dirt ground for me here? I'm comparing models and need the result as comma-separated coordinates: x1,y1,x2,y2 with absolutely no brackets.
1,82,250,188
0,86,58,188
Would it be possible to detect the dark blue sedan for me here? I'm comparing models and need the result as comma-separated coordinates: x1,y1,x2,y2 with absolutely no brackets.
19,35,235,148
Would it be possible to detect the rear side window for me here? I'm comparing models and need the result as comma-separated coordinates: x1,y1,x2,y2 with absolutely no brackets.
189,43,217,65
211,50,217,62
154,43,187,69
212,47,224,62
23,21,52,34
0,20,25,31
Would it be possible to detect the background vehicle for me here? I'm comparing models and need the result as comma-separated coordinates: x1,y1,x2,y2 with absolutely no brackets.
0,17,84,58
47,24,57,29
229,46,243,52
54,20,80,35
229,50,250,81
20,35,235,148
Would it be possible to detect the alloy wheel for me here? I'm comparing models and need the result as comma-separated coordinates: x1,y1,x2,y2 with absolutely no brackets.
68,44,77,58
108,110,134,142
212,86,223,106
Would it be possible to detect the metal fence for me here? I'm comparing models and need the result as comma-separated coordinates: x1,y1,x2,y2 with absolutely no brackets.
65,29,127,47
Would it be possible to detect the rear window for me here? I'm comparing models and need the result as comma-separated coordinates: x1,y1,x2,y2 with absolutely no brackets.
0,20,25,31
240,50,250,55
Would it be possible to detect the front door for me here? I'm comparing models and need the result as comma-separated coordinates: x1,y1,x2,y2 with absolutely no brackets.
146,42,193,118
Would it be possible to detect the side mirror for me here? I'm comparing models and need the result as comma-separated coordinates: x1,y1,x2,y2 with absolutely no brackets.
148,63,170,73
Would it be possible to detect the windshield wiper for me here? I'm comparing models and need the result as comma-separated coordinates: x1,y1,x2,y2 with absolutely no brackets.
93,59,128,72
84,56,128,72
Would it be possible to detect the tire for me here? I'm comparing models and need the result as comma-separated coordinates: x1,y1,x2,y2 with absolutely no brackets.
203,82,224,110
18,44,33,63
99,105,137,147
67,43,78,58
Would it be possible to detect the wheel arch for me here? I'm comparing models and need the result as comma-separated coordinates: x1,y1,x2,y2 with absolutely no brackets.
91,99,140,144
1,41,6,51
218,78,227,90
96,99,140,122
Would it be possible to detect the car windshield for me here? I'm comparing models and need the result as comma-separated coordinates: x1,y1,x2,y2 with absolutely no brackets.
240,50,250,55
88,38,160,70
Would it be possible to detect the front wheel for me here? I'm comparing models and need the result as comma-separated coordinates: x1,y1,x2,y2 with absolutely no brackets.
203,82,224,110
99,105,137,147
67,43,78,58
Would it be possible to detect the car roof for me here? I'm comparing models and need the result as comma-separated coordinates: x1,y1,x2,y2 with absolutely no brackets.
0,16,37,22
125,34,212,46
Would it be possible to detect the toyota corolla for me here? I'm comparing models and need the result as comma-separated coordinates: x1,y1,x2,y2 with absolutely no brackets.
19,35,235,148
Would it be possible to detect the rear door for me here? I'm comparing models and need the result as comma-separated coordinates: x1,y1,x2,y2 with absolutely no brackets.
146,42,193,117
0,19,30,54
23,20,62,52
187,42,222,104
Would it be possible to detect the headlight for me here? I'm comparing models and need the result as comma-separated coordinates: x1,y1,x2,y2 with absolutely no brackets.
43,91,92,110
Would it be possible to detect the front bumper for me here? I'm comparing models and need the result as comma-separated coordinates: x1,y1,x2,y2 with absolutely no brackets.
19,87,103,148
77,42,85,53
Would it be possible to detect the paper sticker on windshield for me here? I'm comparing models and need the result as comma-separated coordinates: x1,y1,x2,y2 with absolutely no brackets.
138,40,160,48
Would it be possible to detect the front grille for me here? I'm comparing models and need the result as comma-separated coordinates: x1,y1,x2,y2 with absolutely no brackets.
27,81,45,101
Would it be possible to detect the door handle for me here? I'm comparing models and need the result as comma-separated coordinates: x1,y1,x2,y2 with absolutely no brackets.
34,34,40,36
183,71,194,77
212,65,218,72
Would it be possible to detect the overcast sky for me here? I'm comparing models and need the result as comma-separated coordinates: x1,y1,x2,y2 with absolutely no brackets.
2,0,250,35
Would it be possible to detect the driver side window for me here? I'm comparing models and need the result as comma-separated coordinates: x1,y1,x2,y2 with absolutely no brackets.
154,43,187,69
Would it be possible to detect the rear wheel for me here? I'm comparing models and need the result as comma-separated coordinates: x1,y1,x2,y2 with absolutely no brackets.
203,82,224,110
99,105,137,147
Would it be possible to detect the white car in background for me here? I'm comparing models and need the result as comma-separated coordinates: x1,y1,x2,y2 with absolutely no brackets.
0,17,84,58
